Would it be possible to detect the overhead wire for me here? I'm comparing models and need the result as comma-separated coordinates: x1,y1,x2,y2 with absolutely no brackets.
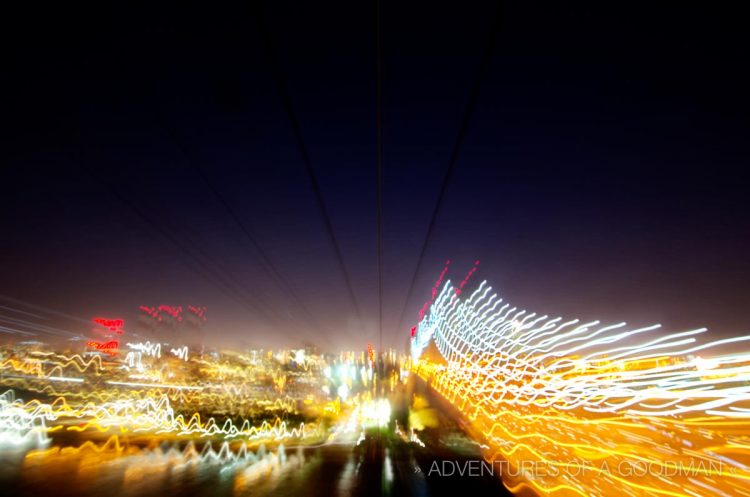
375,0,384,351
77,159,314,345
153,117,332,346
395,2,503,337
252,0,365,332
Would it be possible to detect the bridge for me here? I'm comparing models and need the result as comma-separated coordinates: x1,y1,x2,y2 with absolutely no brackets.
410,280,750,497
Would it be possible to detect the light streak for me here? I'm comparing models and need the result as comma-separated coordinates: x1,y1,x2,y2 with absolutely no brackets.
0,390,49,446
170,346,189,361
1,342,351,488
2,389,318,443
87,340,119,356
124,351,144,370
24,434,291,469
417,259,451,323
106,380,203,391
1,353,102,378
126,341,161,358
412,279,750,497
92,317,124,333
46,376,84,383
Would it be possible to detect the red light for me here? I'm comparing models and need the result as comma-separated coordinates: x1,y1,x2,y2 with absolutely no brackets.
418,260,452,323
87,340,119,356
456,260,480,296
93,318,123,329
141,304,206,322
92,318,124,335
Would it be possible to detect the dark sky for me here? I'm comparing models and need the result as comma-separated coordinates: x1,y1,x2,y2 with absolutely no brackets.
1,1,748,350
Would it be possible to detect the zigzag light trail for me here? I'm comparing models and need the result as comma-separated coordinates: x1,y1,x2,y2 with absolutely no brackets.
0,390,314,441
411,280,750,497
0,332,409,496
2,287,747,497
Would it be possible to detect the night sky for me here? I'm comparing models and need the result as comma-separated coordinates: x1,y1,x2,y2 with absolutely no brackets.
1,1,748,350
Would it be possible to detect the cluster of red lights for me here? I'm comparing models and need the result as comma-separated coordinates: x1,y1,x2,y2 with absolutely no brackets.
187,305,207,321
93,318,124,334
139,304,207,323
86,340,119,356
90,317,124,355
139,305,183,322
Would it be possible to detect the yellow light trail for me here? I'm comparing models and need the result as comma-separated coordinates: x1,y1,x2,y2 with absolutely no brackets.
411,280,750,497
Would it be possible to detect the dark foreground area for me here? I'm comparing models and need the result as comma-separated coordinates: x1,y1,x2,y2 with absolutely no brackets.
2,431,510,497
2,385,511,497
